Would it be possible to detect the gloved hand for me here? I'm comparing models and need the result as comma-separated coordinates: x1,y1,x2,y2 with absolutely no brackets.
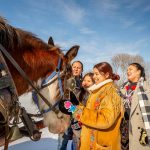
59,100,77,115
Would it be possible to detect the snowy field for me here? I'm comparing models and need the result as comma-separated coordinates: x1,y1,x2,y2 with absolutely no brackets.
0,93,71,150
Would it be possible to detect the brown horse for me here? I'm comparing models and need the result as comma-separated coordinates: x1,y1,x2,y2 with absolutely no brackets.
0,17,79,134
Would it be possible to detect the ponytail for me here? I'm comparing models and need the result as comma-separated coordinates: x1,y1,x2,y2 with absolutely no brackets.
111,74,120,81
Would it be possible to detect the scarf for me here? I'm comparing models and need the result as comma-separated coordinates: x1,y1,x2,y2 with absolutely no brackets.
137,77,150,144
119,82,137,109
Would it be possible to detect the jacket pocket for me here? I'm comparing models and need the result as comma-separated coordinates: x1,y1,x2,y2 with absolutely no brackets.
96,143,112,150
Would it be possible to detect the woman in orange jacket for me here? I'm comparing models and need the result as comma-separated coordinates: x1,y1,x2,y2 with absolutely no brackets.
59,62,124,150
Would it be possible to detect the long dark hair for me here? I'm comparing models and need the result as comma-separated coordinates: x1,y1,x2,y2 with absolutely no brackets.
94,62,120,81
78,72,94,105
82,72,94,84
129,63,146,80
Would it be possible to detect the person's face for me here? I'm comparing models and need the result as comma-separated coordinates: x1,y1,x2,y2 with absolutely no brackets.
93,68,108,85
82,75,94,88
127,65,141,82
72,62,83,77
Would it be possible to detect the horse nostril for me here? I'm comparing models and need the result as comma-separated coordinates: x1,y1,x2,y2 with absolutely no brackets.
57,112,63,119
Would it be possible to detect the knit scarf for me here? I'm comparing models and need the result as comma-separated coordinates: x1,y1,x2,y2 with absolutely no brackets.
119,82,137,109
137,77,150,145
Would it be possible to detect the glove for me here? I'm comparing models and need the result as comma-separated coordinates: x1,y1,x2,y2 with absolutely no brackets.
59,100,77,115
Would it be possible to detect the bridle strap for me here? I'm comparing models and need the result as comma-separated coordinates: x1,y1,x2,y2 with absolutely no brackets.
33,57,64,114
57,58,64,97
41,57,63,97
0,44,53,109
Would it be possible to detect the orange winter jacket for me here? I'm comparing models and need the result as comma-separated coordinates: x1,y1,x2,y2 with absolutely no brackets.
74,81,124,150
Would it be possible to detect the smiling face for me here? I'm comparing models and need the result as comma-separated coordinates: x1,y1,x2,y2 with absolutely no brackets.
93,68,109,85
82,75,94,88
127,65,141,82
72,61,83,77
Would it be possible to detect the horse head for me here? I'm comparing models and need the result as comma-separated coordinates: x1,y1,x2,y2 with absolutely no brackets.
0,17,79,134
35,37,79,134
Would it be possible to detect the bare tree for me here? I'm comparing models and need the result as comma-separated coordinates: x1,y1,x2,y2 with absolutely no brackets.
111,53,147,86
145,61,150,83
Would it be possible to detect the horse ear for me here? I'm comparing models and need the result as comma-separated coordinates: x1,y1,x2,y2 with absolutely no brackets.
65,45,79,62
48,37,54,46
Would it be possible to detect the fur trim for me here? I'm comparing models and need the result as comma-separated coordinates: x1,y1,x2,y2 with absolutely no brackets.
88,79,113,92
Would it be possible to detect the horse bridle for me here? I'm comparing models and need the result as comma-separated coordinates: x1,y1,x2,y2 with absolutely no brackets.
32,57,67,114
0,43,70,115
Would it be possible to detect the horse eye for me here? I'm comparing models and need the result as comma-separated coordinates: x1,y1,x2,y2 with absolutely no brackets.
56,68,59,72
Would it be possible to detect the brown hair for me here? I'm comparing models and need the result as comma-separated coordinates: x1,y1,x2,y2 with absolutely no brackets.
83,72,95,83
94,62,120,81
72,61,83,70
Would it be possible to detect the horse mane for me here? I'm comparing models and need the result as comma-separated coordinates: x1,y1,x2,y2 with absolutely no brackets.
0,16,63,95
0,17,56,50
0,16,62,68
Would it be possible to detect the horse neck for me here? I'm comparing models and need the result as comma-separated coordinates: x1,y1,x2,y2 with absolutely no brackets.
8,48,61,96
0,18,62,95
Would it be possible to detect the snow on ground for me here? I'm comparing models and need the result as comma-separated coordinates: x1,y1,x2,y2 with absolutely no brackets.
8,128,59,150
0,93,72,150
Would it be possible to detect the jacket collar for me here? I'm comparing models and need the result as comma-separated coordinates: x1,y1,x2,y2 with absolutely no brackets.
88,79,113,92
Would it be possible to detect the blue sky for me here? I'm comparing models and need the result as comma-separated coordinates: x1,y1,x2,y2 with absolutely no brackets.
0,0,150,73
